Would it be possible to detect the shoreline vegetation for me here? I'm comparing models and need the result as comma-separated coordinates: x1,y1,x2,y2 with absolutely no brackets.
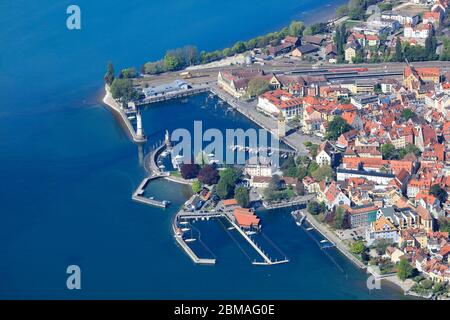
117,0,450,79
131,0,354,76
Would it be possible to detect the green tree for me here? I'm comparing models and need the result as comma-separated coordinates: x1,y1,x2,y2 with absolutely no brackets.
235,186,250,208
192,180,202,194
397,258,414,281
247,78,271,98
232,41,247,54
163,53,182,71
216,167,241,199
430,184,448,203
307,161,319,176
399,143,421,159
401,108,416,121
381,143,399,160
110,78,138,102
308,201,325,215
350,241,366,255
296,166,308,180
288,21,305,37
347,0,365,20
311,165,333,182
119,67,137,79
104,61,115,85
394,38,403,62
438,217,450,233
375,239,391,255
143,61,165,75
325,116,352,141
333,206,347,229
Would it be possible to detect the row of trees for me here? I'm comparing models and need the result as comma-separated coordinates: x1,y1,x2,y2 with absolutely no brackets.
141,20,305,75
392,35,439,63
180,163,220,185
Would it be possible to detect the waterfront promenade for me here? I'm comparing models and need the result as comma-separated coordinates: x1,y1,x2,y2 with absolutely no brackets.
302,209,366,269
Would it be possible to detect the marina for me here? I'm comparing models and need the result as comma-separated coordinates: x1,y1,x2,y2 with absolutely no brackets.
173,209,289,266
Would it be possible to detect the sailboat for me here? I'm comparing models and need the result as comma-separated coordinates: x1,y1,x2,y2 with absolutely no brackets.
184,225,196,243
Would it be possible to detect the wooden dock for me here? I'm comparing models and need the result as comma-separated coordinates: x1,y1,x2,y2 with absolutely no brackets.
224,214,289,266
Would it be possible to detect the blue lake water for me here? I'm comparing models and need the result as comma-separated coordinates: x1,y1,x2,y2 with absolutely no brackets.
0,0,407,299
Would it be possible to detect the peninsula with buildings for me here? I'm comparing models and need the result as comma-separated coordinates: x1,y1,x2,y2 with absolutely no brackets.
103,0,450,299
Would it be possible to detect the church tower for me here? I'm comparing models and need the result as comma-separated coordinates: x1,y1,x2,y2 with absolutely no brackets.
278,112,286,139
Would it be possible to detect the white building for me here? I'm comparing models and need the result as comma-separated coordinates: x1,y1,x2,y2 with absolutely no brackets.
404,23,433,39
381,11,420,26
244,156,273,177
337,168,396,185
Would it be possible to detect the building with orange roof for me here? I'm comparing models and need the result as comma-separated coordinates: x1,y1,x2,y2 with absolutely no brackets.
257,89,303,119
341,112,363,130
233,207,260,230
222,198,238,208
366,215,399,245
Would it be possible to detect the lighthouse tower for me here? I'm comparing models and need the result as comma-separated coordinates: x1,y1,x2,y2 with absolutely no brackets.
136,110,144,140
165,130,172,149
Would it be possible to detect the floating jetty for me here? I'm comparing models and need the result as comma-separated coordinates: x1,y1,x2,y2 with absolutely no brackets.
132,176,170,208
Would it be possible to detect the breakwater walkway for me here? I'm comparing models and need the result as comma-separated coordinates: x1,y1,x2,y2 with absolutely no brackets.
102,85,147,143
132,176,170,208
